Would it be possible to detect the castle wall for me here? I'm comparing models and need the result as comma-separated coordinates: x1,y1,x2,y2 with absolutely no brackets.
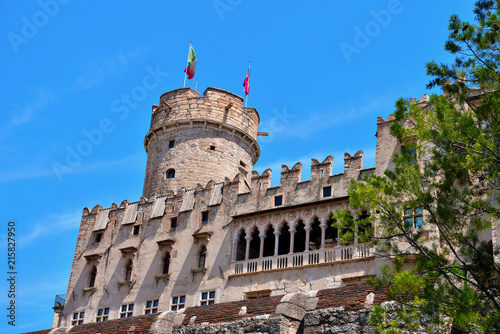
60,148,388,327
56,86,406,328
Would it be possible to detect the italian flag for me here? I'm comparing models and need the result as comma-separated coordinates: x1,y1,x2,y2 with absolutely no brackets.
183,45,197,80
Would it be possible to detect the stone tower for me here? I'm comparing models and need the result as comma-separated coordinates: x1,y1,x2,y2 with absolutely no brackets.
142,87,260,198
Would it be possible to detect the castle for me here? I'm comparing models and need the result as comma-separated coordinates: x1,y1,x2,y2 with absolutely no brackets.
36,86,414,333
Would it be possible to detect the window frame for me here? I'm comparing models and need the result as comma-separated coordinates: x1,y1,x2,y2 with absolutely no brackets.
170,217,177,229
132,225,140,236
144,299,159,314
124,259,133,281
402,142,418,164
198,245,207,269
96,307,110,322
322,186,332,198
162,252,171,275
166,169,176,179
171,295,186,311
403,207,423,229
200,290,216,306
201,211,209,224
94,232,102,243
88,266,97,288
274,195,283,207
120,303,134,318
71,311,85,326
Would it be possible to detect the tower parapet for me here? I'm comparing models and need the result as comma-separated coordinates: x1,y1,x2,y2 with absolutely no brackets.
143,87,260,198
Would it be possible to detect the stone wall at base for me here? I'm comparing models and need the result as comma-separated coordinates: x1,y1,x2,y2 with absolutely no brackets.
23,304,444,334
303,308,375,334
23,285,395,334
173,314,299,334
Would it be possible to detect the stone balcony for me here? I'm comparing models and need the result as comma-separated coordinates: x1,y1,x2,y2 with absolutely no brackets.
231,244,373,275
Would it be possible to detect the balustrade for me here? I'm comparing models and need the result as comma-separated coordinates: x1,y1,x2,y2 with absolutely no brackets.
231,244,373,275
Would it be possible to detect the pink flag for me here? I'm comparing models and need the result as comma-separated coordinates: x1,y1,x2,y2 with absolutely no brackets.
243,64,250,96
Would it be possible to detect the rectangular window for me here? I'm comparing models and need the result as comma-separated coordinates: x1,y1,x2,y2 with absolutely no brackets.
171,295,185,311
96,307,109,322
144,299,159,314
239,160,248,172
274,195,283,207
133,225,140,236
120,303,134,318
71,311,85,325
170,217,177,229
95,232,102,243
169,140,175,148
200,290,216,306
453,142,466,157
402,144,417,164
201,211,209,224
403,208,423,229
322,186,332,198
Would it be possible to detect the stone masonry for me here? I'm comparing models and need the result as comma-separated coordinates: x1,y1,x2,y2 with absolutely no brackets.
143,87,259,197
33,86,465,333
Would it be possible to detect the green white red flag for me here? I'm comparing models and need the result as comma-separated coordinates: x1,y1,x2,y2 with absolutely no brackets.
184,45,197,80
243,62,250,96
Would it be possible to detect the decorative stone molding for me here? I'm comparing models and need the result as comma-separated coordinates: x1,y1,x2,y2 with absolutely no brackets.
119,247,137,254
156,239,175,248
82,287,96,294
192,231,212,242
117,280,132,287
83,253,102,262
191,268,207,274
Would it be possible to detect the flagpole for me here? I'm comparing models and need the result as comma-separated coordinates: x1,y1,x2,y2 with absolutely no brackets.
195,79,198,91
183,41,191,88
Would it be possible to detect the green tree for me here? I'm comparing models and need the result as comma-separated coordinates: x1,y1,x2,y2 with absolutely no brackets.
334,1,500,332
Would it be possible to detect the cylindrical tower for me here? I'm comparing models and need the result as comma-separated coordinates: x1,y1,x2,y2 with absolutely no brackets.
142,87,260,198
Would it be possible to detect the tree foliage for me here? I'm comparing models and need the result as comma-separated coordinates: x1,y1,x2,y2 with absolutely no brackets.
334,1,500,332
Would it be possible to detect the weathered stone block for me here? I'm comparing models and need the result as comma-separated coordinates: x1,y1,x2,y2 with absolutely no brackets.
275,303,306,321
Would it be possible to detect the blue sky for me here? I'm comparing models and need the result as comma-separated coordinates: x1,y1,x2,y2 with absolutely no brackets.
1,1,475,332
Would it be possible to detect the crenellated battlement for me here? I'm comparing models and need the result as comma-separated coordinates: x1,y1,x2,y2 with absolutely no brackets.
148,87,259,150
83,151,373,235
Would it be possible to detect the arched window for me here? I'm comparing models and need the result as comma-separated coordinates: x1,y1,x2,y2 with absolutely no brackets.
309,217,339,249
357,211,372,243
236,230,246,261
166,169,175,179
124,260,133,281
309,218,322,250
89,266,97,288
325,218,339,247
294,220,306,253
162,252,171,275
263,226,275,257
249,228,260,259
278,224,291,255
198,245,207,268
